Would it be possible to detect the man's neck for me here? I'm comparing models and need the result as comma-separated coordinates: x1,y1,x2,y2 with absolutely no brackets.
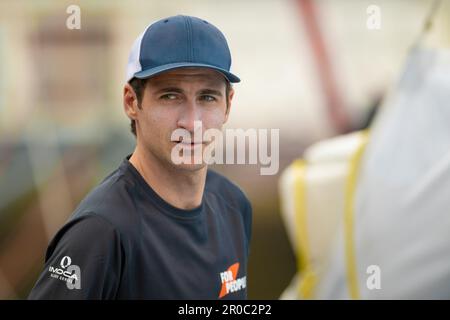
129,146,207,210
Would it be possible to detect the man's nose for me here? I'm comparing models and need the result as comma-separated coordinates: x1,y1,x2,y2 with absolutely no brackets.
176,100,202,133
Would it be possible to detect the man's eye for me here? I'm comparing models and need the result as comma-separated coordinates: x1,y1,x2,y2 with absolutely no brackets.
200,95,216,102
160,94,178,100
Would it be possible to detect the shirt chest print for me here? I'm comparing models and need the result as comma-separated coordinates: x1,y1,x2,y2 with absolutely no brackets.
218,262,246,298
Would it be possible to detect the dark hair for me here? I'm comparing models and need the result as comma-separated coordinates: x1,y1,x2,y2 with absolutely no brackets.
129,77,146,137
128,77,232,137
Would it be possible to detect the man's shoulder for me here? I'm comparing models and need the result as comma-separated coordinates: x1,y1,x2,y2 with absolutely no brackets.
205,169,251,212
44,212,120,262
68,163,140,235
74,170,121,212
206,169,252,250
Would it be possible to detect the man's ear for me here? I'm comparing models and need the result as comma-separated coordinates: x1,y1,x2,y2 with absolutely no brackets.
123,83,140,121
224,87,234,124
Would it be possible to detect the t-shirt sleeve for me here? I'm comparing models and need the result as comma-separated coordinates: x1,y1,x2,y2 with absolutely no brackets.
243,198,253,257
28,214,123,300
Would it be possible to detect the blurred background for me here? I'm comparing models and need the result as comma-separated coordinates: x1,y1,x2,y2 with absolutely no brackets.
0,0,449,299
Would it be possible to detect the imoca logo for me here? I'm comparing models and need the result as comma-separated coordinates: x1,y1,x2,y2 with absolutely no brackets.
48,255,81,290
60,256,71,268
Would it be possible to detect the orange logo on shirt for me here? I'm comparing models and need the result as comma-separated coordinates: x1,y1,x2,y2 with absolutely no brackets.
218,262,247,298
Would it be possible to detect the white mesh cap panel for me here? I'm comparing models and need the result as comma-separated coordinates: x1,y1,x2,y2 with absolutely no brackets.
125,23,153,83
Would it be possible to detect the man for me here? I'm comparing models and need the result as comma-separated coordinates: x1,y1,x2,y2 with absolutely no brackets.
28,15,252,299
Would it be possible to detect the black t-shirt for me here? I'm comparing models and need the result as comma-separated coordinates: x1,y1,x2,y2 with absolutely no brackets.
28,155,252,299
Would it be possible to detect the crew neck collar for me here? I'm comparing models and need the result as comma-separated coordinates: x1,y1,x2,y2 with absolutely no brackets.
120,154,205,220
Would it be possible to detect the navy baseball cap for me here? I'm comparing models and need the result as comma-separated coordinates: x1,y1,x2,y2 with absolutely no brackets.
125,15,240,83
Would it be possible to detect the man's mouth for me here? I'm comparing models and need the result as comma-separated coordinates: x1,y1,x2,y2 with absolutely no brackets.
173,139,204,145
172,141,206,149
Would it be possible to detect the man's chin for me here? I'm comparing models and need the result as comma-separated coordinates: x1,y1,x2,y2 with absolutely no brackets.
169,144,210,172
170,161,208,172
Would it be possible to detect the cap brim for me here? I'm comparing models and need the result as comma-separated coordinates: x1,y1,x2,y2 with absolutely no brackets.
132,62,240,83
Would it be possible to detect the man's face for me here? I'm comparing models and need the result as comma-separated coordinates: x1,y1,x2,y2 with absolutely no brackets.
125,67,233,171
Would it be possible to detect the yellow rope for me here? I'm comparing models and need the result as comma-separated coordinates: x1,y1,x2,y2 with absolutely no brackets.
343,131,369,300
292,159,317,299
